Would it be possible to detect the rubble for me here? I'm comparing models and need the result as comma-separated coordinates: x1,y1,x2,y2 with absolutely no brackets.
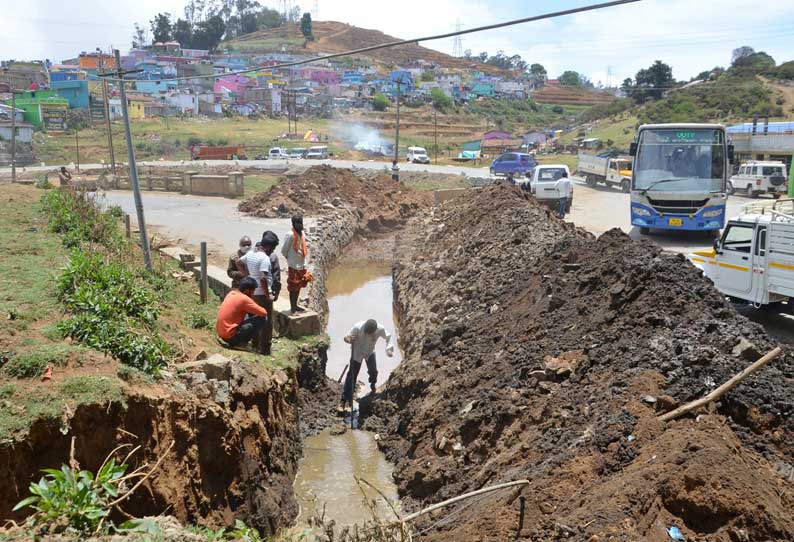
366,182,794,541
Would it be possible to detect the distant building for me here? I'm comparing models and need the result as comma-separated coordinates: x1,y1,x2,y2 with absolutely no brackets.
126,95,165,119
135,79,178,95
51,80,90,109
11,92,69,132
49,64,83,82
728,121,794,171
0,121,34,143
77,53,115,72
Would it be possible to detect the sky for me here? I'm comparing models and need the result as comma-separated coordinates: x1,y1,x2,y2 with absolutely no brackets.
3,0,794,84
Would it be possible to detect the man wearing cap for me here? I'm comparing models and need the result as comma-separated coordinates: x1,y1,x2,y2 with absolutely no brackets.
216,277,268,349
227,235,252,290
259,231,281,355
282,215,314,314
339,319,394,411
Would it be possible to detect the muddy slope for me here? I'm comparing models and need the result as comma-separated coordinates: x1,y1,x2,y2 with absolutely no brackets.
0,360,302,535
366,183,794,541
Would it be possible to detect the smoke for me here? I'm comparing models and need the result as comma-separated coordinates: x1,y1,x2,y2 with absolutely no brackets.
334,122,393,155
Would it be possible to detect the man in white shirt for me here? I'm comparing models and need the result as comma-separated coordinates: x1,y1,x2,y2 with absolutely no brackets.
554,171,573,219
339,319,394,410
238,243,272,354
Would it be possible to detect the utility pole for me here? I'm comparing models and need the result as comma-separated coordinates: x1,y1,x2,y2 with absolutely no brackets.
75,128,80,172
286,90,291,134
394,80,401,164
433,108,438,165
293,92,298,135
114,48,152,270
102,76,116,175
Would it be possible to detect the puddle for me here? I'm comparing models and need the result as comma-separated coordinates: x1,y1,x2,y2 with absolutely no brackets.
294,430,400,526
324,261,403,388
294,260,402,529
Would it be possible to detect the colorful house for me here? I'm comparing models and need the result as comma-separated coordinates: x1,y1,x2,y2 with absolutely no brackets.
126,95,165,119
135,79,178,95
77,53,115,73
470,82,495,98
49,64,83,82
11,94,69,132
51,80,90,109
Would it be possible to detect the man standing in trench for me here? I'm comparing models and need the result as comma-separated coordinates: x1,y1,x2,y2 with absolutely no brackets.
282,215,313,314
338,319,394,412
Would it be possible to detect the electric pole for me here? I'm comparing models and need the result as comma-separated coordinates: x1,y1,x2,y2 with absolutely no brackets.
433,108,438,165
293,92,298,135
286,90,291,134
394,80,401,164
75,128,80,172
98,50,116,175
114,48,152,270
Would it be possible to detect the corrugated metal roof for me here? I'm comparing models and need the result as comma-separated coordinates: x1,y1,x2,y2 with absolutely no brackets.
727,121,794,134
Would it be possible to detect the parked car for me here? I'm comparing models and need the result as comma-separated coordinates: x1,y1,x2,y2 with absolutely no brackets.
490,152,537,178
289,148,307,159
305,146,329,159
268,147,290,159
527,164,572,211
406,146,430,164
728,161,788,198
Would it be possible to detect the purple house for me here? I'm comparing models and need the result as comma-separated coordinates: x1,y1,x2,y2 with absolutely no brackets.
213,75,252,103
300,67,340,85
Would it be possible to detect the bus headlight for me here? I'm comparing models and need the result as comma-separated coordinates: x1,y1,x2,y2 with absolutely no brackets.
702,208,723,218
632,207,651,217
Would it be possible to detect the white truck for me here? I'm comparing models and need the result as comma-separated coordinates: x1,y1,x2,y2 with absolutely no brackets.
577,152,633,192
525,164,572,212
688,199,794,308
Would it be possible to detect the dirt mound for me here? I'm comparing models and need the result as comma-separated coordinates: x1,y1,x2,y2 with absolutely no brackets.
365,183,794,541
238,165,432,233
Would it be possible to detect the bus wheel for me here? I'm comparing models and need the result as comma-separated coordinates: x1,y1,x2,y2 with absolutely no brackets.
621,179,630,193
640,227,650,235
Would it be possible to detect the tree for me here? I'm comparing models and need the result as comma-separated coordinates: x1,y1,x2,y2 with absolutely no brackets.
631,60,674,102
463,50,472,59
172,18,193,46
431,88,453,111
287,5,301,22
477,52,489,63
559,71,582,86
420,71,434,82
150,12,173,43
192,14,226,51
256,7,284,29
530,63,547,78
620,77,634,94
132,23,149,49
732,46,755,65
373,93,389,112
733,51,776,71
300,12,314,45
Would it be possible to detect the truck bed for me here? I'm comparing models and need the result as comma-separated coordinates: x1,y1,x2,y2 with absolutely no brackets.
768,221,794,298
577,153,608,176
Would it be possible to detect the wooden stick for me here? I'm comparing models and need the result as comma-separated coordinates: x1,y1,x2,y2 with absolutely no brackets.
400,480,530,523
108,440,174,508
658,346,783,422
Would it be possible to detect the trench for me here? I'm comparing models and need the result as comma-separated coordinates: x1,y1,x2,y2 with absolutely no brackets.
294,260,403,527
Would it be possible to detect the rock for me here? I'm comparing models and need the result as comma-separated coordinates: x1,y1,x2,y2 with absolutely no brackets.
436,435,448,451
543,350,587,378
655,394,679,413
176,354,232,381
181,372,208,388
641,395,657,405
459,401,474,416
489,303,500,314
194,350,208,361
322,202,336,210
452,442,465,454
210,379,230,405
329,423,347,436
529,370,548,382
539,501,555,514
732,337,760,361
563,263,581,272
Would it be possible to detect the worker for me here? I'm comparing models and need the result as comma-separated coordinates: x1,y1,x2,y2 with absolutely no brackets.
58,167,72,188
260,231,282,355
391,159,400,182
339,319,394,411
215,277,268,349
281,215,313,314
227,235,252,290
555,170,573,219
238,242,272,354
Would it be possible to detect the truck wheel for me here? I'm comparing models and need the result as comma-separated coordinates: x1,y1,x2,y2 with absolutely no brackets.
639,227,650,235
586,175,597,188
750,190,760,198
620,179,630,193
747,184,757,197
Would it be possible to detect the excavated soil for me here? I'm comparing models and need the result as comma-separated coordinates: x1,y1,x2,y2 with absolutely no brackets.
365,183,794,541
238,165,432,233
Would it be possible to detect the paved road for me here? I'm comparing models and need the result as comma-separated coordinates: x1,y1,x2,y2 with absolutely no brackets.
101,190,313,266
2,158,490,179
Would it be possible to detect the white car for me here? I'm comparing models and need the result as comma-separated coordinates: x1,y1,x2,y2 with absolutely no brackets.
729,161,788,198
268,147,290,159
527,164,572,211
406,146,430,164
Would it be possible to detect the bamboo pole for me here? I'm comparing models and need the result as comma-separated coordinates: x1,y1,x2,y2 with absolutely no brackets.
658,346,783,422
400,480,529,523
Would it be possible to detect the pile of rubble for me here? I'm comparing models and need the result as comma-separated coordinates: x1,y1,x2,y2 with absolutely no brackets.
366,183,794,541
238,165,431,233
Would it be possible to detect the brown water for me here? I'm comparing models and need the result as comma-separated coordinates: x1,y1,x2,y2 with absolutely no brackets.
293,261,402,528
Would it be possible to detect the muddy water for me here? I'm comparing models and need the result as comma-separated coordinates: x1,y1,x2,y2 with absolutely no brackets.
294,261,402,528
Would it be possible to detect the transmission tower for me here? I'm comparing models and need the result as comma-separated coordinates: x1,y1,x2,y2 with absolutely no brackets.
452,19,463,57
313,0,319,18
279,0,292,19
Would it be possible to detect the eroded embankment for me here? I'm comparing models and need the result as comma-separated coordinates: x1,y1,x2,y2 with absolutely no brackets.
0,353,330,535
366,183,794,541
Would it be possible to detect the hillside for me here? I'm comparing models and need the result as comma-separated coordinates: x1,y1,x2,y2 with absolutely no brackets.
225,20,502,73
532,84,618,106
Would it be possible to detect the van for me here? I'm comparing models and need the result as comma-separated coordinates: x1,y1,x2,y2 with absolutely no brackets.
528,164,572,211
268,147,289,159
406,147,430,164
305,146,329,159
490,152,537,178
289,148,307,159
729,161,788,198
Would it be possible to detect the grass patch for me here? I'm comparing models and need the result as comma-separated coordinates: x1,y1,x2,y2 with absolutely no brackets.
2,345,83,379
244,174,280,196
403,175,473,191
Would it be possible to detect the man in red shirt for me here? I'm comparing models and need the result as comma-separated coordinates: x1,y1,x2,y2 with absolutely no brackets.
216,277,268,348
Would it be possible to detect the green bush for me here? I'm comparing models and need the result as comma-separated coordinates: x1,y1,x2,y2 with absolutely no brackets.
41,189,122,249
33,173,51,189
373,93,389,112
185,309,211,330
431,88,453,112
2,346,74,378
14,461,127,534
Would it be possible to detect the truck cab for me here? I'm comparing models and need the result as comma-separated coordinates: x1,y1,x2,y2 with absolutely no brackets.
688,199,794,306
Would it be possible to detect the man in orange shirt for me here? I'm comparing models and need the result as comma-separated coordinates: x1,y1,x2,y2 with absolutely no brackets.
216,277,268,348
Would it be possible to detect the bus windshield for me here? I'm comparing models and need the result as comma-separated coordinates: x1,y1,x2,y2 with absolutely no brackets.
634,128,725,192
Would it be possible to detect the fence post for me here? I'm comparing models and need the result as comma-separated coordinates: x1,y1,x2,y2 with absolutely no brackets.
124,214,131,238
200,241,208,304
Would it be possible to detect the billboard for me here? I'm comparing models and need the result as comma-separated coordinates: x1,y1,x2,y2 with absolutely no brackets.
40,104,67,133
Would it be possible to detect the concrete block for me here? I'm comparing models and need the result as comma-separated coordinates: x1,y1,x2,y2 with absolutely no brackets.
273,307,322,338
160,246,195,265
175,353,232,381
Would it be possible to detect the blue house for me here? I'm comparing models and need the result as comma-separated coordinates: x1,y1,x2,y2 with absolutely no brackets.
342,71,364,84
51,80,89,109
389,71,414,92
135,80,178,94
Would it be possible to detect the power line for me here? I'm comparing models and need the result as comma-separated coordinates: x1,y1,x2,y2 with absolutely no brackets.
99,0,643,83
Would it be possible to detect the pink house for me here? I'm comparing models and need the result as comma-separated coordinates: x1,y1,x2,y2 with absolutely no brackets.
299,67,340,85
213,75,252,103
